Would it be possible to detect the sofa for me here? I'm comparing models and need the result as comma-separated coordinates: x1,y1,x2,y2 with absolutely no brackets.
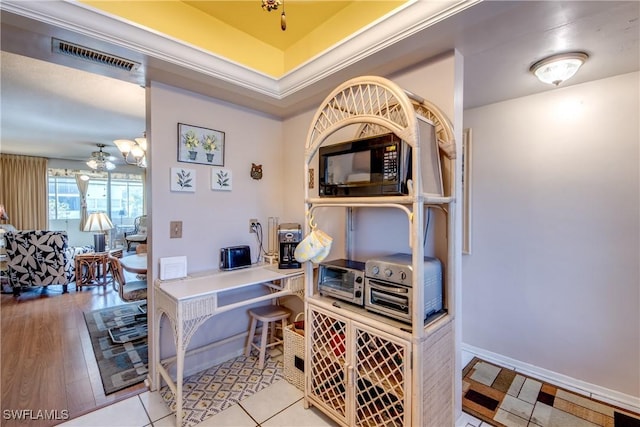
4,230,92,296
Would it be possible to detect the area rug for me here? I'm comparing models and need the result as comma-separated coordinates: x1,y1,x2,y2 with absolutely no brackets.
84,303,148,395
159,354,283,427
462,357,640,427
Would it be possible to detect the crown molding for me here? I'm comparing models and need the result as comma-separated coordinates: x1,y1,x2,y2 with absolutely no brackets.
1,0,478,101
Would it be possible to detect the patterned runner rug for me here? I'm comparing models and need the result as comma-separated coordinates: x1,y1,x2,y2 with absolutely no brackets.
463,357,640,427
84,303,148,394
160,354,282,427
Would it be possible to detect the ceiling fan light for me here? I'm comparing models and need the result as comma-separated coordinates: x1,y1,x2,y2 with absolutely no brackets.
530,52,588,86
87,144,116,171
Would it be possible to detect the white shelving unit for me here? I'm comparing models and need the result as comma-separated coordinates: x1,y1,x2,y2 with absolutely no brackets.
302,76,458,426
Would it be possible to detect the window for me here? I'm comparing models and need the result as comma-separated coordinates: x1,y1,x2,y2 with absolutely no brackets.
48,169,144,226
109,172,144,227
48,175,82,220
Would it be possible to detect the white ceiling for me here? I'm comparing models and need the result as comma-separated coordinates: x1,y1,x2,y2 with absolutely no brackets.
0,1,638,165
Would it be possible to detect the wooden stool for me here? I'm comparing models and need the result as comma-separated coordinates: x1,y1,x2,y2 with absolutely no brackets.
244,305,292,369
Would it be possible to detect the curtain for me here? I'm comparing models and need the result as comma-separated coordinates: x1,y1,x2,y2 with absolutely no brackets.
0,154,48,230
75,174,89,231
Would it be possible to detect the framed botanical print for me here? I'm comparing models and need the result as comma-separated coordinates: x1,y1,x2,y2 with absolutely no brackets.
178,123,225,166
211,167,232,191
171,167,196,192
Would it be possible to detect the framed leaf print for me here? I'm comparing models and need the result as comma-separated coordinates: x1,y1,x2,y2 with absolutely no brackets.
171,167,196,192
178,123,225,166
211,167,232,191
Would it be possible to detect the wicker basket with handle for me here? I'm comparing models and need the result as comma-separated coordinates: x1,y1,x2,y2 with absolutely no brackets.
283,312,305,391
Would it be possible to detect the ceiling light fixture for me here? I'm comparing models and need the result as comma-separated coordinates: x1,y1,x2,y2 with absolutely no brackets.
86,144,116,171
261,0,286,31
530,52,589,86
114,132,147,168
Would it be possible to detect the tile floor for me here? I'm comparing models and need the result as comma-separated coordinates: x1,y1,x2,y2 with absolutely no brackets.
57,379,485,427
58,350,486,427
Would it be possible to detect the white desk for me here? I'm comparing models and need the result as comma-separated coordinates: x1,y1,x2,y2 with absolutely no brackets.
153,264,303,427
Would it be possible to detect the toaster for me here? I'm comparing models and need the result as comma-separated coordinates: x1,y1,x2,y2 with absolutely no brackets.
220,245,252,270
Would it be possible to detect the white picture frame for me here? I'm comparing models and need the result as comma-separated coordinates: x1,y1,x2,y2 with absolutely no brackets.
211,167,232,191
171,167,196,192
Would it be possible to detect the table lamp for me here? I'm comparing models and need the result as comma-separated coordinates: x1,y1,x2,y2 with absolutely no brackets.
84,212,114,252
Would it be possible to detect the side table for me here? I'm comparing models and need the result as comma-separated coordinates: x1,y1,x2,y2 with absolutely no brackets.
75,252,109,290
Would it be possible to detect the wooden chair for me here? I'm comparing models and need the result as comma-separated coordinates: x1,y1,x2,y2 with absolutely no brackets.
108,253,147,303
107,253,147,343
244,305,292,369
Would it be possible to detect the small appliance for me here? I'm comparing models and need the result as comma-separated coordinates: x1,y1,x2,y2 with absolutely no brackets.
220,245,252,270
278,223,302,269
318,124,442,198
317,258,366,306
364,253,443,324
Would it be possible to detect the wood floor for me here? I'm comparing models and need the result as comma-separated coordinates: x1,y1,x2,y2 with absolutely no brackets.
0,283,147,427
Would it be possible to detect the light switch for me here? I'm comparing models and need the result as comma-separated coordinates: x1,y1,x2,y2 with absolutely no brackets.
170,221,182,238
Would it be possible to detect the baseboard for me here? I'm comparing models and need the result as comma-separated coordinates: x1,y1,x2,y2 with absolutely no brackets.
462,343,640,415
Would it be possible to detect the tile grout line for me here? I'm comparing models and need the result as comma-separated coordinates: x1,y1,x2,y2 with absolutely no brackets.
236,402,261,426
137,394,154,426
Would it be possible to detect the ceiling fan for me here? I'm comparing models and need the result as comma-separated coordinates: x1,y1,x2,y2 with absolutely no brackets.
86,143,116,171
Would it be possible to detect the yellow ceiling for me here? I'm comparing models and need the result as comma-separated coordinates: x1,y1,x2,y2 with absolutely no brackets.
80,1,406,77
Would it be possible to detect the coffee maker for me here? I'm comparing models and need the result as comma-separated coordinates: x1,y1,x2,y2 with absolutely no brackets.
278,223,302,269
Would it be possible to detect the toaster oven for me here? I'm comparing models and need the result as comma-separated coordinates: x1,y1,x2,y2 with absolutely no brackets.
317,258,366,306
219,245,252,270
364,253,443,324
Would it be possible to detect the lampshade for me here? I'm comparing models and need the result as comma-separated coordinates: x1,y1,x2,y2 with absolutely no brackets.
114,132,147,168
84,212,114,232
530,52,588,86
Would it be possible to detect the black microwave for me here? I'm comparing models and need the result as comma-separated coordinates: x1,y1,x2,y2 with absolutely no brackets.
319,132,411,197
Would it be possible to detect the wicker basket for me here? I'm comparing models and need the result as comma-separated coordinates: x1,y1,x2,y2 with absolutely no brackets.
283,312,305,391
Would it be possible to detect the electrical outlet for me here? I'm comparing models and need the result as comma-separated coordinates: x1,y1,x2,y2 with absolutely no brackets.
249,219,258,233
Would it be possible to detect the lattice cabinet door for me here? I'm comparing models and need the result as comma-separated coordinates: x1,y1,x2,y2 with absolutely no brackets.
353,322,410,427
308,305,350,425
308,304,411,427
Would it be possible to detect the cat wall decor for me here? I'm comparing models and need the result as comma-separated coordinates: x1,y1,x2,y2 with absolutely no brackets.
250,163,263,180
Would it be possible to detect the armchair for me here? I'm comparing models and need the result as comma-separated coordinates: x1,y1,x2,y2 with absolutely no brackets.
124,215,147,251
5,230,70,296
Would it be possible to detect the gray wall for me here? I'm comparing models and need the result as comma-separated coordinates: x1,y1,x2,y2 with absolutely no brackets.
462,72,639,402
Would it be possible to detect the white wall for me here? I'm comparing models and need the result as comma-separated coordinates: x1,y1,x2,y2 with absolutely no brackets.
148,82,287,374
462,72,640,400
149,83,286,270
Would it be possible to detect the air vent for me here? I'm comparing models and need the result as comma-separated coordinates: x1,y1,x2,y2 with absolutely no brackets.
52,38,140,72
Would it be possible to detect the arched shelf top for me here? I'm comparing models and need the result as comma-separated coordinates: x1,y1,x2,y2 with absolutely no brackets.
357,95,456,160
304,76,417,163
